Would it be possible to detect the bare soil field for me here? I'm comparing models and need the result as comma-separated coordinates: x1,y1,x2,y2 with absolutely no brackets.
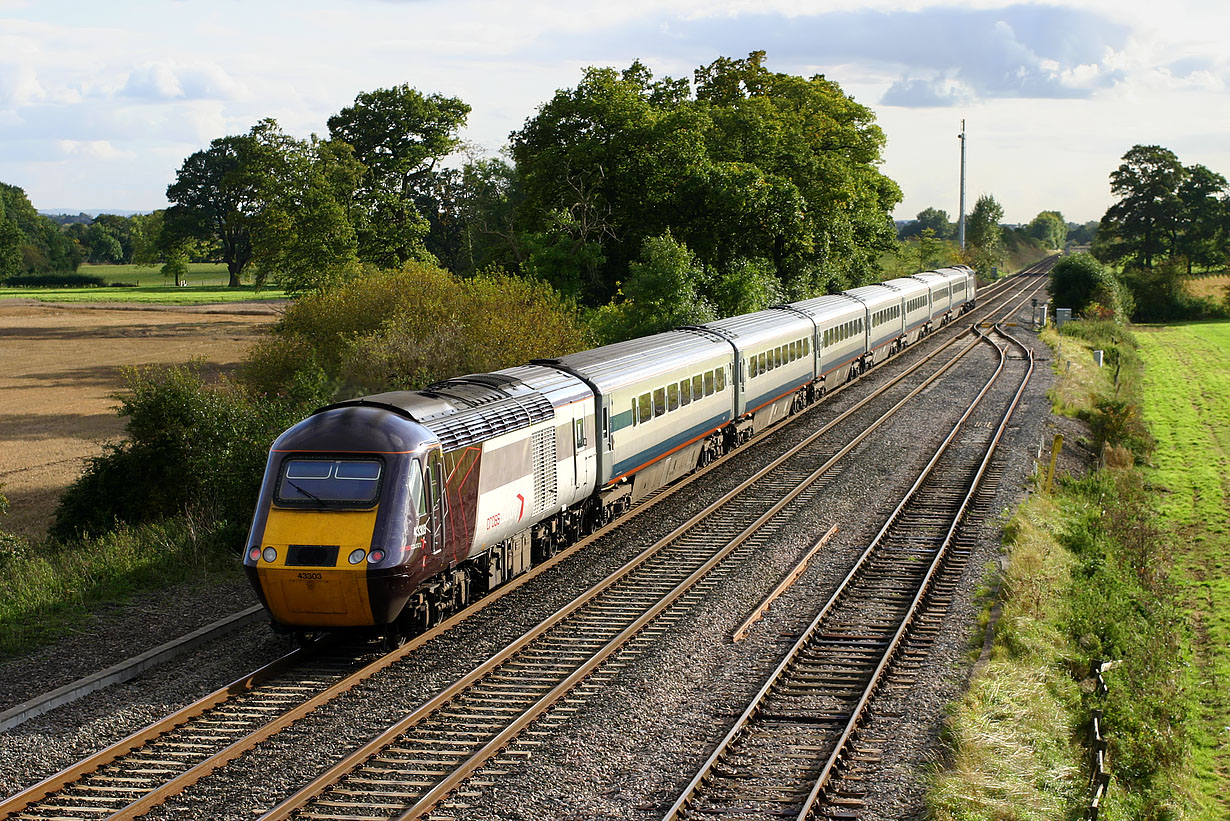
0,299,280,540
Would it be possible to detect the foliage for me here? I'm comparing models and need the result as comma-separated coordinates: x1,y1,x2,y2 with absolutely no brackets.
327,84,469,269
898,207,954,241
1095,145,1230,275
964,194,1005,269
51,363,318,542
0,182,83,275
2,272,107,287
1049,253,1133,321
0,515,241,659
242,262,590,400
511,52,901,306
1027,210,1067,250
929,323,1199,818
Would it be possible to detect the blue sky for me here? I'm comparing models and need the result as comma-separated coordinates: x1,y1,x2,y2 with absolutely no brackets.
2,0,1227,224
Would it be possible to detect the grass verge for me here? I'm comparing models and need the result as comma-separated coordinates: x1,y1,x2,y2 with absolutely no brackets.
0,513,243,659
927,320,1216,819
1,262,287,303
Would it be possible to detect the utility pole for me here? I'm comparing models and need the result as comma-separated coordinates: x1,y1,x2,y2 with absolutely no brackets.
957,119,967,250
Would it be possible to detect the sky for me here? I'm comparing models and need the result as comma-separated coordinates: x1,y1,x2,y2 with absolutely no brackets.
1,0,1227,225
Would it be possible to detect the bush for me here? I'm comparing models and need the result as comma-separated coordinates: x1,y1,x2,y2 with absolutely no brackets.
243,262,590,399
2,273,106,287
52,363,321,542
1050,253,1132,321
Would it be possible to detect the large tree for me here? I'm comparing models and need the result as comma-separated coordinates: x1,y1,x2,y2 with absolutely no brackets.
1175,164,1229,274
1095,145,1185,271
327,85,470,268
165,133,264,286
512,52,901,305
166,120,361,290
965,194,1005,270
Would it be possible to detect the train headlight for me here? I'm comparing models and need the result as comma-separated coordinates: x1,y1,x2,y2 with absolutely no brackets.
367,549,386,564
248,546,260,562
262,546,277,563
347,548,367,565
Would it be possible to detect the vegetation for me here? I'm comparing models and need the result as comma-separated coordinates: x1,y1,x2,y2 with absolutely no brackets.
928,317,1224,818
1094,145,1229,276
0,183,83,277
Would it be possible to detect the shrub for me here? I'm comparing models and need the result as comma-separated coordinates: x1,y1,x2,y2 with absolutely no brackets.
2,273,107,287
52,363,321,542
1050,253,1132,321
243,262,590,399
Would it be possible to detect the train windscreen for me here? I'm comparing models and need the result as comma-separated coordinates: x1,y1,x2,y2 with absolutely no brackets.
277,458,383,507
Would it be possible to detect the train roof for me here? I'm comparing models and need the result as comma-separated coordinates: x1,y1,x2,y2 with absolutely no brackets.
844,285,901,310
694,309,813,349
781,293,864,323
538,329,730,393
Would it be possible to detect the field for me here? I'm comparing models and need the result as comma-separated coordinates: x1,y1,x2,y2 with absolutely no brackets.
1,263,287,304
1184,273,1230,303
1136,321,1230,811
0,299,277,540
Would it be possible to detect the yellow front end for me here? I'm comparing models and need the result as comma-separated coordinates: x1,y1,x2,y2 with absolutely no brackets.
255,507,379,627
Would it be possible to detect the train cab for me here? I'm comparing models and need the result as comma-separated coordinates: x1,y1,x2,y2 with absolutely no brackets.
243,403,444,632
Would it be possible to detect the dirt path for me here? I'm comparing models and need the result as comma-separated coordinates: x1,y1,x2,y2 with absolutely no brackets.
0,299,280,540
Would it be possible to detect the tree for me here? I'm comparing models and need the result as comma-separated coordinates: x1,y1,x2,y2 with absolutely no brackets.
167,120,361,290
904,207,953,241
0,182,81,275
328,85,469,268
512,53,901,306
964,194,1004,271
1095,145,1185,271
166,133,264,286
1028,210,1066,249
1175,164,1228,274
0,191,22,279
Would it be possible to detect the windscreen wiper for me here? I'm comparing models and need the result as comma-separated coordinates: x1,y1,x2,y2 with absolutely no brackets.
285,479,327,506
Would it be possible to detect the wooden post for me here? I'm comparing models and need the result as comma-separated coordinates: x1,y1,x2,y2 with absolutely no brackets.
1045,434,1063,493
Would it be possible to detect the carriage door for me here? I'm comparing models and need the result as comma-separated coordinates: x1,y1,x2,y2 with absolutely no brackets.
572,410,593,491
426,448,447,555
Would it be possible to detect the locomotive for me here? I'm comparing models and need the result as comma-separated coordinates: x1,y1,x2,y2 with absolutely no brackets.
243,266,977,643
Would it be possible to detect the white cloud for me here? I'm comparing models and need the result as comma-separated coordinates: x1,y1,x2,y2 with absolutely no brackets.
120,61,243,101
0,62,44,107
55,139,132,160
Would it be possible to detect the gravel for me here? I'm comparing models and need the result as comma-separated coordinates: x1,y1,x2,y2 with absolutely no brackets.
1,287,1076,820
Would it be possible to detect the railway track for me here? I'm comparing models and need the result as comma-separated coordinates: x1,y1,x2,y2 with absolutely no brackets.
0,265,1050,821
250,281,1048,821
662,322,1035,820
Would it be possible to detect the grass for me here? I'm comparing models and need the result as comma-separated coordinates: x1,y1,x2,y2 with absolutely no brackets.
0,515,243,658
927,320,1207,819
1,262,287,303
1135,322,1230,816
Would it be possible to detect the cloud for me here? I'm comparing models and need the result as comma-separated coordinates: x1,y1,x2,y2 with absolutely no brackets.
0,61,45,107
120,61,242,101
55,139,132,160
549,4,1131,107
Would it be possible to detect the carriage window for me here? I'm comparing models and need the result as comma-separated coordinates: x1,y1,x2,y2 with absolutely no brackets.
653,387,666,417
638,393,652,424
277,458,383,507
667,383,680,412
716,367,726,392
704,370,715,395
679,379,692,406
612,405,634,432
775,347,783,368
803,337,809,355
693,374,704,398
758,352,767,373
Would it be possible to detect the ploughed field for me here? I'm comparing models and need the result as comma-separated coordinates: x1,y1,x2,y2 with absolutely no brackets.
0,299,278,540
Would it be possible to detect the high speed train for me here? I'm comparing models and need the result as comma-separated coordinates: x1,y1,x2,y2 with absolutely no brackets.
243,266,976,642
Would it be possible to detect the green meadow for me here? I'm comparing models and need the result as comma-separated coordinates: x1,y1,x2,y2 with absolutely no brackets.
1,263,287,303
1136,322,1230,813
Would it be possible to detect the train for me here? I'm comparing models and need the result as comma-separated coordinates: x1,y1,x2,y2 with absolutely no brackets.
243,266,978,644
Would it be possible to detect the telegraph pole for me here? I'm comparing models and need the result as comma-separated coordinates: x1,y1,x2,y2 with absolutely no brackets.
957,119,967,250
